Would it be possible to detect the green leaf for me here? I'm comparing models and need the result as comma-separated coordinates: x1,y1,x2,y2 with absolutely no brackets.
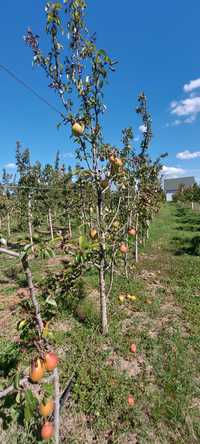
53,2,62,9
20,243,33,260
14,372,20,390
98,49,107,57
17,319,27,331
46,296,57,307
24,389,37,426
16,392,21,404
79,235,89,250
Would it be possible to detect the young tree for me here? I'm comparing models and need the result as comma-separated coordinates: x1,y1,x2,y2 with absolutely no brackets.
24,1,165,334
0,169,16,237
25,1,121,334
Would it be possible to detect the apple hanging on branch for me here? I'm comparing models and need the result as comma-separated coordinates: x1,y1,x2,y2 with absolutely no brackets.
72,121,85,137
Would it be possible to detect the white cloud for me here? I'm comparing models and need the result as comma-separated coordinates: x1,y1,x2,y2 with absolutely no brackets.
170,96,200,122
162,165,186,178
139,125,147,133
169,78,200,124
4,163,16,169
184,115,196,123
171,119,182,126
171,100,178,108
183,78,200,93
176,150,200,160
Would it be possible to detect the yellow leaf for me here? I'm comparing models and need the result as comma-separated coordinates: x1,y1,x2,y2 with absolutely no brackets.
42,322,50,338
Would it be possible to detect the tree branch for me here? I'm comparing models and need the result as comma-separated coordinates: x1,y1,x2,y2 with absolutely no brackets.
0,247,20,258
21,256,44,334
107,197,122,232
0,374,54,400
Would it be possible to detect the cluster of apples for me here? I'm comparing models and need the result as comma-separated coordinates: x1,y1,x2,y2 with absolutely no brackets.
119,227,136,254
29,352,58,441
109,153,124,168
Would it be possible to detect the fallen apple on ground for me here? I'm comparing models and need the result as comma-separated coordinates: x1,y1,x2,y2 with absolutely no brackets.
127,294,137,301
130,343,137,353
118,294,125,303
127,394,135,406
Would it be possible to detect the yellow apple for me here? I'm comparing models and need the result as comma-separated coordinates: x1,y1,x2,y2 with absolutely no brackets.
127,294,137,302
114,158,124,167
113,220,120,229
72,122,85,136
118,294,125,303
90,228,97,240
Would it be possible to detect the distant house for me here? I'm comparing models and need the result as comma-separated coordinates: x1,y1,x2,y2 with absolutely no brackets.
164,176,195,202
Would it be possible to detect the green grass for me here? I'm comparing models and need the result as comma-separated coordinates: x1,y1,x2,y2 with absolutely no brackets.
1,203,200,442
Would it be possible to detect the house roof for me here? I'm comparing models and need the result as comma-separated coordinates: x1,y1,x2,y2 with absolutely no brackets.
164,176,195,192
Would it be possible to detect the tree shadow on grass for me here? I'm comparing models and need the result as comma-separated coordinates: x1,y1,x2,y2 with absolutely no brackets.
172,235,200,256
175,225,200,232
175,208,200,226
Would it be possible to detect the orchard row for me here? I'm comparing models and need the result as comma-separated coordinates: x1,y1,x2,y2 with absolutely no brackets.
0,1,166,443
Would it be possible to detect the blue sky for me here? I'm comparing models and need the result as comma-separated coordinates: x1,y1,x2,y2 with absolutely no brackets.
1,0,200,180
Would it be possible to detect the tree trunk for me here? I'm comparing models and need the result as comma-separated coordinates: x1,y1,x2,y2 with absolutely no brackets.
192,201,194,210
48,208,54,241
97,190,108,335
135,213,139,263
53,368,60,444
28,194,34,252
107,261,114,299
89,207,93,229
7,213,11,237
99,256,108,335
68,214,72,239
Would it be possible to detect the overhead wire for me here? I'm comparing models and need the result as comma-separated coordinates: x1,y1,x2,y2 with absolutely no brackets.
0,184,74,192
0,63,63,117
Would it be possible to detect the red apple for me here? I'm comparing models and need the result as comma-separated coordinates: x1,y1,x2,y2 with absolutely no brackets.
127,394,135,406
44,352,59,372
119,243,129,254
41,422,54,440
130,343,137,353
128,227,136,236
